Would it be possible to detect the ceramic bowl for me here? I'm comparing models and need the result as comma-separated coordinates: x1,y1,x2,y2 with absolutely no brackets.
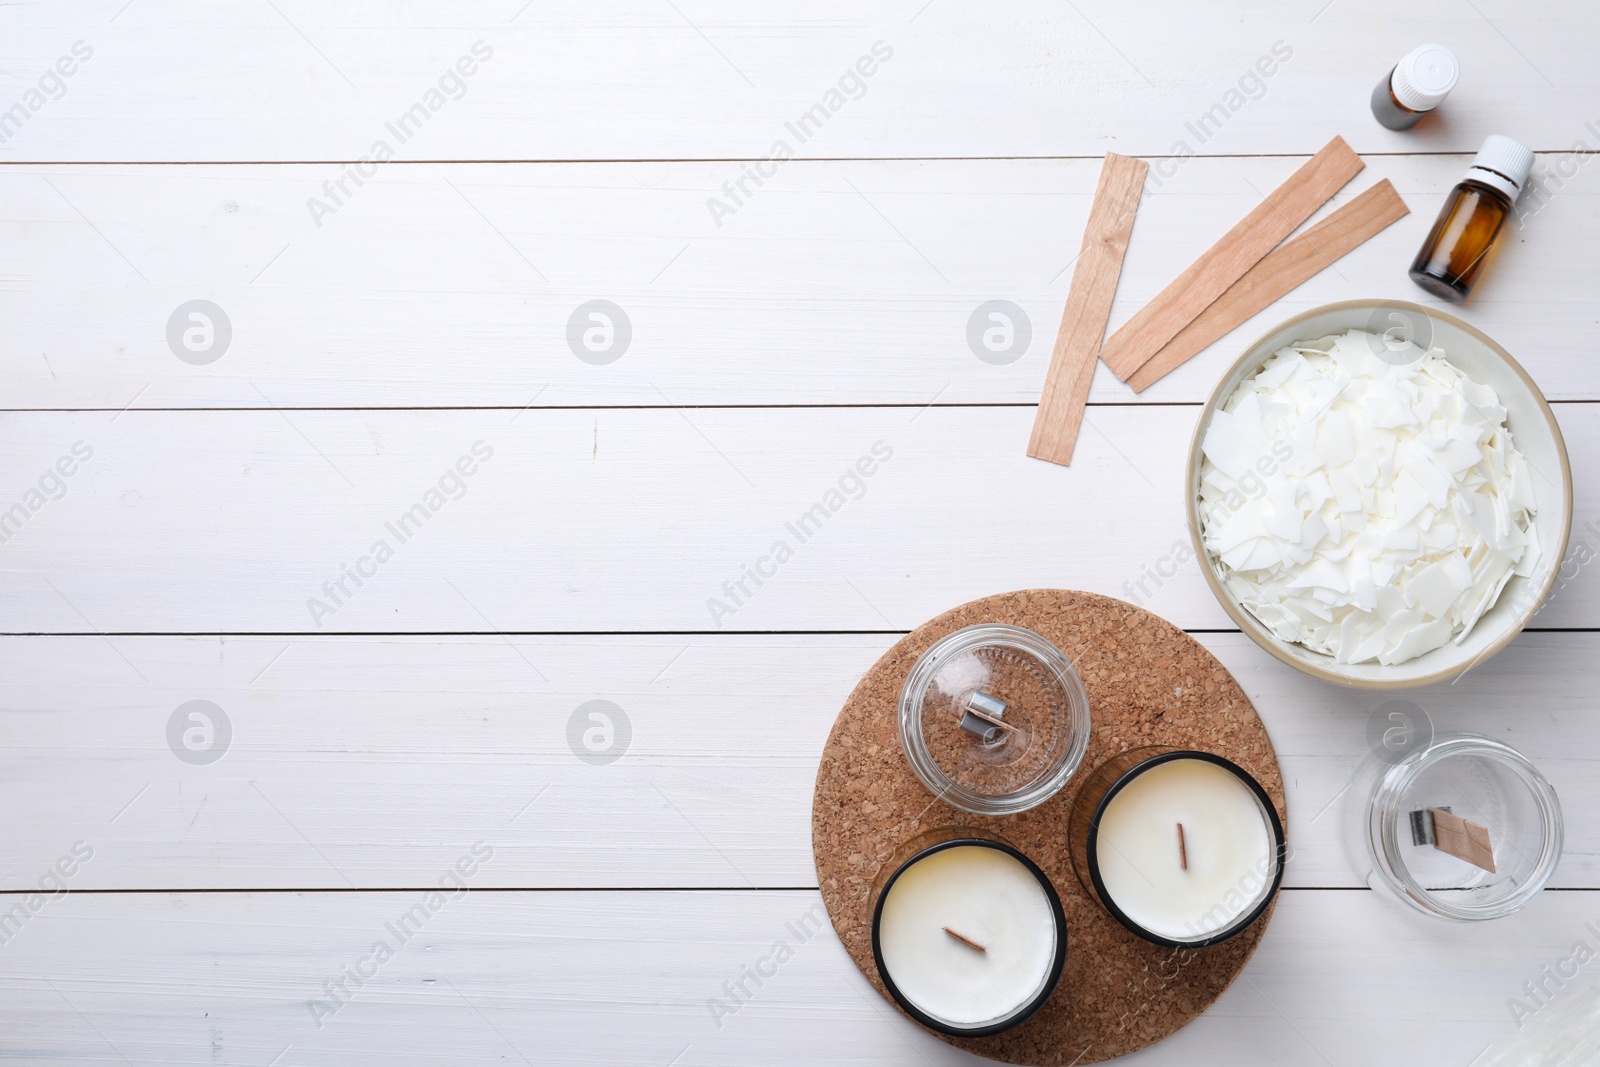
1186,300,1572,688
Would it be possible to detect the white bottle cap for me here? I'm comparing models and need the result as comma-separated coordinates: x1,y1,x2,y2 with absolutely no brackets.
1391,44,1459,111
1467,135,1535,202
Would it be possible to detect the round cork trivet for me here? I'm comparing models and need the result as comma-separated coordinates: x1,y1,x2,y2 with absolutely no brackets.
812,589,1286,1065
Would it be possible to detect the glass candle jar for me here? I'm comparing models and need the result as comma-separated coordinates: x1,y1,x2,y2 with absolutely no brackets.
1069,747,1286,947
1357,733,1561,921
870,829,1067,1036
897,624,1091,816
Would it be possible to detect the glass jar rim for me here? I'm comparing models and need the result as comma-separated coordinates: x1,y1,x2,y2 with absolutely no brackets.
897,623,1091,816
1368,733,1563,921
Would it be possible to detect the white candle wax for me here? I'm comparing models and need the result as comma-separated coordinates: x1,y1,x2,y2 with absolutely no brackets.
876,844,1058,1029
1094,758,1276,942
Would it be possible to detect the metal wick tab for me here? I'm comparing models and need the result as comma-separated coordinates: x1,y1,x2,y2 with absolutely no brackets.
958,691,1016,742
1410,805,1450,846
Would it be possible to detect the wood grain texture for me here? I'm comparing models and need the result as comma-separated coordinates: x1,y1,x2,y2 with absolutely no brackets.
2,2,1599,162
4,4,1600,1062
0,888,1585,1065
1027,153,1146,465
1099,136,1364,380
1430,808,1497,873
813,590,1284,1065
1126,179,1410,392
1,156,1595,409
5,631,1600,892
4,406,1597,635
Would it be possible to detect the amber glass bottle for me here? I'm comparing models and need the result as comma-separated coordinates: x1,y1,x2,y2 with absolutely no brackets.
1409,136,1533,302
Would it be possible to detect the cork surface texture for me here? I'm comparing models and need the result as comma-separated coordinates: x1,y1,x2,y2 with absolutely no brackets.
811,589,1288,1065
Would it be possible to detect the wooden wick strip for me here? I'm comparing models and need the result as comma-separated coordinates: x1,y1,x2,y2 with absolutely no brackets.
1127,180,1409,392
1026,151,1147,466
1177,823,1188,871
962,704,1019,735
1100,136,1365,381
1428,807,1497,874
943,926,987,952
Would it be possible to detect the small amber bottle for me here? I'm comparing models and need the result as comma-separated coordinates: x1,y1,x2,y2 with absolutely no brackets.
1371,44,1459,130
1409,135,1533,302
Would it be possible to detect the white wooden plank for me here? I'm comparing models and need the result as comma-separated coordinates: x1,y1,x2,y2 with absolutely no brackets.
2,631,1593,891
0,1,1595,162
3,5,1594,1061
1,405,1593,633
0,887,1587,1064
4,155,1596,408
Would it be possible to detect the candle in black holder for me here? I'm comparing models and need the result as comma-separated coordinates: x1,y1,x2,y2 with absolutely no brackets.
1069,748,1285,948
871,830,1067,1036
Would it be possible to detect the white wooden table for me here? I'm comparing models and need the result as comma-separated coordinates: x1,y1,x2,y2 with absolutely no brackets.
2,2,1596,1063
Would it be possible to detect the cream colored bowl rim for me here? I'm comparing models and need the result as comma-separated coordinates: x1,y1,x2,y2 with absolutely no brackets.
1184,299,1574,689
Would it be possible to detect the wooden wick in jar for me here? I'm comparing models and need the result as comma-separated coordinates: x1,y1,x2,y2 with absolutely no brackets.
962,705,1018,736
943,927,987,953
1177,823,1188,871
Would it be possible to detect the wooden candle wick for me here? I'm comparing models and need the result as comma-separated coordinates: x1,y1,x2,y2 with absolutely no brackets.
1099,135,1364,380
1427,807,1497,874
962,705,1018,735
1026,151,1148,466
1125,179,1409,392
943,927,987,953
1177,823,1188,871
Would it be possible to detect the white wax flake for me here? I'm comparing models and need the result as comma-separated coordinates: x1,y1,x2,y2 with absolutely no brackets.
1198,329,1538,666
